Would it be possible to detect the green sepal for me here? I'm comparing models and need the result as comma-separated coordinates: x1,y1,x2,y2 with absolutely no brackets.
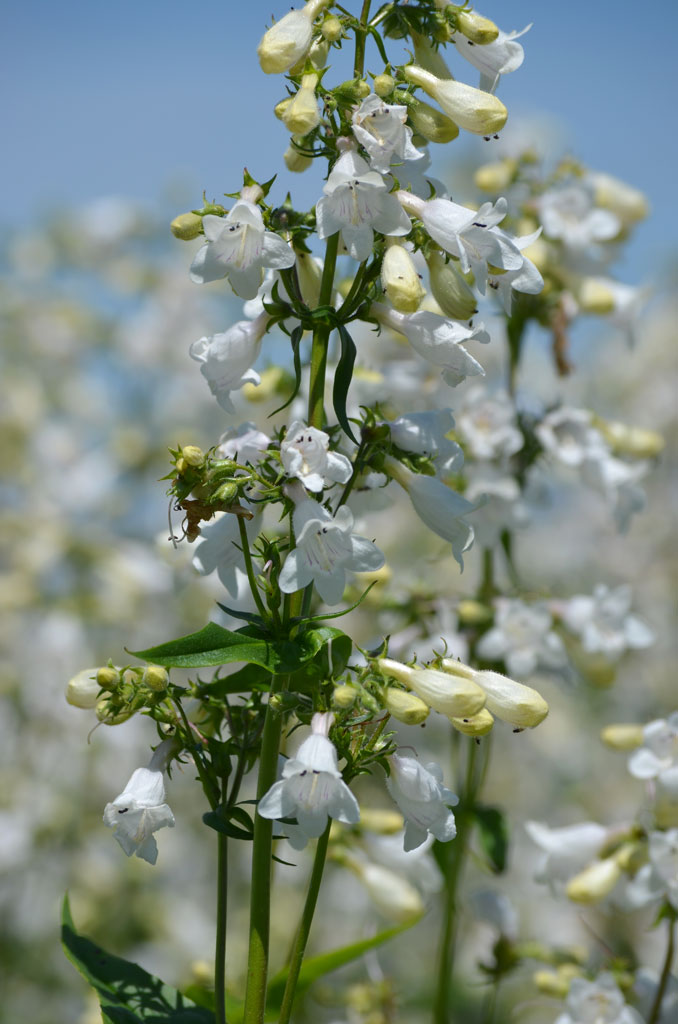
333,324,359,443
473,804,509,874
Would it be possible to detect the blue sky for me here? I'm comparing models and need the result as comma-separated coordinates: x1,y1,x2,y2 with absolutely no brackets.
4,1,677,283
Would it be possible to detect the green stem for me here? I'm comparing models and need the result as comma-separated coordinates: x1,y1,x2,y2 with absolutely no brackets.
243,675,288,1024
648,915,676,1024
478,548,495,605
337,258,368,318
215,832,229,1024
308,232,339,429
353,0,372,78
174,698,219,809
238,516,269,622
277,823,332,1024
506,314,526,397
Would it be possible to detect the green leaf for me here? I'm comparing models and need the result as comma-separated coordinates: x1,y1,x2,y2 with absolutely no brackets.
201,662,273,697
203,806,254,841
131,623,307,673
473,804,509,874
62,895,219,1022
333,325,358,443
270,324,303,416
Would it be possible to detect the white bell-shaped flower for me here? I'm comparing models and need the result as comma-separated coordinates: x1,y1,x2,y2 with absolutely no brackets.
281,421,352,492
386,754,458,851
450,23,531,95
189,312,268,411
351,93,424,174
103,756,175,865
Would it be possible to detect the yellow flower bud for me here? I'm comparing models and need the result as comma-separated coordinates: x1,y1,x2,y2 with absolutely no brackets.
354,564,392,586
373,73,395,98
359,808,405,834
170,212,203,240
410,30,454,79
242,366,291,401
96,666,120,691
591,172,649,226
441,660,549,729
66,669,100,709
474,158,518,193
321,15,342,42
96,696,133,726
533,969,572,998
143,664,169,692
332,683,358,708
294,249,322,305
282,73,321,135
566,856,621,903
180,445,204,467
377,657,486,717
274,97,293,121
284,138,313,173
405,95,459,144
257,0,330,75
600,723,645,751
596,419,664,459
382,687,430,725
577,278,616,314
613,839,647,874
381,243,426,313
448,707,494,736
426,251,477,320
456,599,492,626
404,65,507,136
455,10,499,44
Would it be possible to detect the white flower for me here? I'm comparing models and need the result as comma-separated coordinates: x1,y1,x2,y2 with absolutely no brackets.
281,421,352,492
536,406,608,468
279,499,384,604
463,467,528,547
189,201,295,298
457,387,523,461
316,149,411,261
389,409,464,476
450,24,531,95
103,760,175,865
556,972,644,1024
371,302,489,387
217,422,271,466
256,0,328,74
476,598,567,677
257,712,360,842
192,508,259,596
537,181,620,254
487,229,544,311
628,714,678,795
625,830,678,911
386,754,458,851
343,852,425,922
524,820,609,888
558,584,654,660
581,452,648,532
189,312,268,411
351,93,424,174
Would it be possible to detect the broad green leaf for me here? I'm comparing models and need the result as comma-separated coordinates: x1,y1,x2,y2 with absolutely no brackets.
202,663,273,697
203,808,253,841
131,623,306,672
474,804,509,874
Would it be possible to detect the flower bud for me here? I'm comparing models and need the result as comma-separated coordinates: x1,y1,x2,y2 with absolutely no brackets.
359,807,405,833
344,854,424,922
180,445,205,467
403,65,507,136
143,664,169,692
295,249,323,306
243,366,292,402
321,15,342,41
257,0,330,75
66,668,100,709
381,243,426,313
170,212,203,240
426,251,477,320
212,481,239,503
566,856,622,903
373,73,395,98
591,172,649,226
403,95,459,144
533,967,580,998
456,599,492,626
333,683,358,708
474,158,518,193
410,29,453,79
377,657,486,718
442,660,549,729
334,77,371,103
596,419,664,459
382,687,430,725
283,73,321,135
448,707,495,736
577,278,616,315
284,138,313,173
455,10,499,44
600,723,644,751
96,666,120,691
274,97,293,121
96,696,133,725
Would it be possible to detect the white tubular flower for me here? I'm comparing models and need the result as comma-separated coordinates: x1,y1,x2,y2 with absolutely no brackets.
189,201,296,299
487,229,544,312
371,302,489,388
283,73,321,135
351,93,424,174
386,754,458,851
535,406,608,467
316,148,411,261
257,0,329,74
103,746,176,865
217,422,271,465
536,181,620,252
643,830,678,910
66,668,100,709
402,65,507,136
377,658,486,718
189,312,268,411
450,24,531,95
475,598,567,678
463,468,528,548
381,242,426,313
559,584,655,660
524,820,609,888
581,451,648,533
192,507,259,596
279,499,384,605
384,457,476,569
441,658,549,729
388,410,464,476
557,973,644,1024
281,420,352,492
457,387,523,461
628,714,678,795
257,712,360,841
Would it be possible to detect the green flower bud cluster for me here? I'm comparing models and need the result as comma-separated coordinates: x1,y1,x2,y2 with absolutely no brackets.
67,663,172,725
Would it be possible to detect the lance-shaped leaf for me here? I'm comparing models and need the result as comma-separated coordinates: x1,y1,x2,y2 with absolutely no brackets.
271,324,304,416
333,324,358,443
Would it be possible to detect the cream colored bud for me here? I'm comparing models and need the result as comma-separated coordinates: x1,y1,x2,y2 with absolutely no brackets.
332,683,358,708
591,172,649,225
306,36,330,69
382,687,430,725
411,29,453,79
405,95,459,144
456,599,492,625
455,10,499,44
66,669,100,709
335,77,371,102
257,0,331,75
96,696,133,725
347,856,424,922
474,158,517,193
354,563,392,586
442,660,549,729
180,445,204,467
600,723,645,751
321,15,342,41
359,808,405,834
596,419,664,459
377,657,486,717
274,97,293,121
404,65,507,136
448,707,494,736
566,856,622,903
613,840,647,874
96,666,120,691
373,73,395,98
533,968,579,998
282,73,321,135
243,366,290,401
577,278,616,314
170,212,203,240
426,251,477,320
381,244,426,313
294,249,322,305
284,139,313,173
143,664,169,692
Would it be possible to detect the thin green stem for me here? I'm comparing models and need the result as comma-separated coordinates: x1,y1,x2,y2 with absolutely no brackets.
173,697,219,809
648,915,676,1024
506,313,526,397
353,0,372,78
308,232,339,429
337,258,368,318
238,517,269,623
478,547,495,605
278,823,332,1024
215,831,229,1024
242,675,288,1024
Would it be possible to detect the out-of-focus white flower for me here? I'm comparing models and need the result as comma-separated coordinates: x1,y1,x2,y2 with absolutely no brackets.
351,93,424,174
103,745,176,865
556,972,644,1024
537,181,620,253
450,23,531,95
577,277,649,346
217,423,271,465
464,468,528,548
628,714,678,794
581,451,648,532
625,829,678,910
371,302,489,387
558,584,654,661
192,508,259,596
258,712,359,843
633,967,678,1024
469,889,519,940
190,203,295,298
457,387,523,461
386,754,458,851
476,597,567,677
587,171,649,227
525,820,609,889
189,313,268,411
389,410,464,476
536,406,608,468
281,421,352,492
343,852,425,922
279,499,384,604
316,148,411,261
